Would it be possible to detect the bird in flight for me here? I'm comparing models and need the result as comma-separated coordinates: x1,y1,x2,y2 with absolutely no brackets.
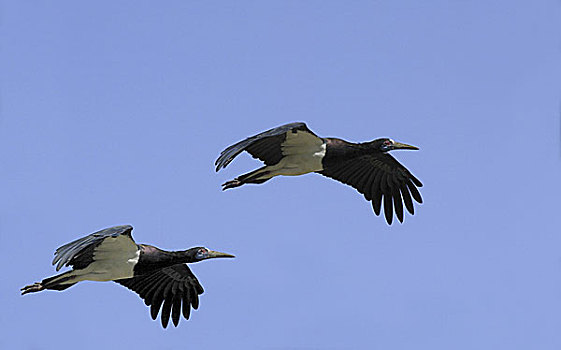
21,225,234,328
215,122,423,224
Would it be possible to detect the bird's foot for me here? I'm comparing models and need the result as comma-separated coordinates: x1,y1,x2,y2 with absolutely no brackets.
21,282,43,295
222,179,242,191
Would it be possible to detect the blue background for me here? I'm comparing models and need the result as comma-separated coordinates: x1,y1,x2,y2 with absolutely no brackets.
2,1,561,349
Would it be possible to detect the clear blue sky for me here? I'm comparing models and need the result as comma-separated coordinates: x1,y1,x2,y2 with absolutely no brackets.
2,1,560,349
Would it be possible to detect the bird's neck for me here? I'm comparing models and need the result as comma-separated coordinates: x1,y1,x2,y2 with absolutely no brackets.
168,249,198,264
356,140,378,149
323,138,369,164
135,245,195,275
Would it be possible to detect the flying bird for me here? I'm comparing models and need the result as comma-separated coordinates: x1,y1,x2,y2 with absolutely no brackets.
21,225,234,328
215,122,423,224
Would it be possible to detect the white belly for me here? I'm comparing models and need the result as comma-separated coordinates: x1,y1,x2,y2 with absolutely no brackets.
67,236,140,282
271,152,324,175
267,129,326,176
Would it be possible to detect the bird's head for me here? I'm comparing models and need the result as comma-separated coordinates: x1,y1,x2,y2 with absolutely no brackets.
191,247,235,262
372,138,419,153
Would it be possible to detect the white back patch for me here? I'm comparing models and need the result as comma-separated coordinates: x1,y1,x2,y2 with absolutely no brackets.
71,235,140,282
314,142,327,158
268,130,325,175
281,130,324,156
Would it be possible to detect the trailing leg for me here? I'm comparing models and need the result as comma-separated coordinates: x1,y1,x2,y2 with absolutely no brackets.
21,271,77,295
222,166,273,190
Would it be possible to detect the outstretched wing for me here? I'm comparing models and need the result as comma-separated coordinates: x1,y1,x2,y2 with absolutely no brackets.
52,225,135,271
318,154,423,224
215,122,319,171
115,264,204,328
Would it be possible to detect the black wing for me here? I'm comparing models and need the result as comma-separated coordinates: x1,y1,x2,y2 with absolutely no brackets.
215,122,318,171
51,225,135,271
318,154,423,224
115,264,204,328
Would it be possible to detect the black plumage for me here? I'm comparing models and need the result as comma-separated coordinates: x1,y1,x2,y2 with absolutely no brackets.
216,122,423,224
21,225,234,328
116,263,204,328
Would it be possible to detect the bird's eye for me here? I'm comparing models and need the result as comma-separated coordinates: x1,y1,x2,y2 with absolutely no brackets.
384,140,392,146
196,248,208,259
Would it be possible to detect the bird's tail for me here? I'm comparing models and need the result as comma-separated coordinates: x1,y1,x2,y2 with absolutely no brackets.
222,166,272,190
21,271,77,295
